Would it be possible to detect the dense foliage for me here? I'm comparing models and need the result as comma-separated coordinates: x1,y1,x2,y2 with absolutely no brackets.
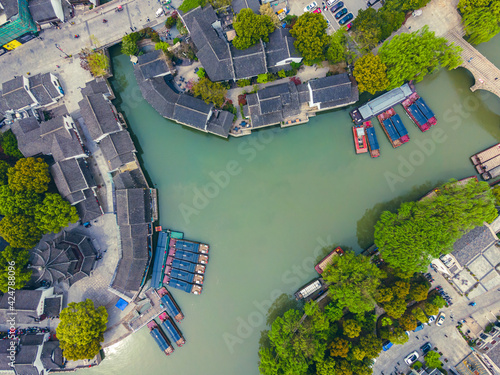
0,246,32,292
379,26,462,89
459,0,500,44
351,0,431,50
260,3,281,27
290,12,329,64
178,0,205,12
326,28,347,64
0,157,79,249
233,9,274,50
374,179,496,274
0,161,9,185
85,50,110,77
57,299,108,360
0,131,23,159
192,77,227,107
121,32,140,56
323,251,386,314
353,53,389,94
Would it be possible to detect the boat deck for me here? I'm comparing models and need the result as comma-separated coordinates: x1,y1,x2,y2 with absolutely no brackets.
378,109,402,148
471,143,500,165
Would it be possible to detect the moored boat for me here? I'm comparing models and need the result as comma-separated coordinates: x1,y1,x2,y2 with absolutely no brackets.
471,143,500,165
170,258,205,274
402,92,436,132
377,110,402,148
168,278,203,295
352,125,368,154
148,320,174,356
164,268,204,285
174,249,208,264
159,312,186,347
476,154,500,173
157,287,184,322
170,238,209,254
482,165,500,181
294,278,323,300
364,121,380,158
315,247,344,274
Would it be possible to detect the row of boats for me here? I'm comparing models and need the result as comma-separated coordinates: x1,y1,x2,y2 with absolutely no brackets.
148,287,186,356
152,229,210,295
352,91,437,157
471,143,500,180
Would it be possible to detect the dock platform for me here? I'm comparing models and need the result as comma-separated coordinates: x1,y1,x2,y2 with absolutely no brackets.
128,288,166,332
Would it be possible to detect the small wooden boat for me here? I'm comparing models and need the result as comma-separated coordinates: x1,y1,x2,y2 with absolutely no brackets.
352,125,368,154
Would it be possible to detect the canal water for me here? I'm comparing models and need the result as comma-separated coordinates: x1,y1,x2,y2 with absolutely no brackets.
84,35,500,375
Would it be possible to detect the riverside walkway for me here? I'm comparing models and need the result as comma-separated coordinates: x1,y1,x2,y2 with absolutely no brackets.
406,0,500,99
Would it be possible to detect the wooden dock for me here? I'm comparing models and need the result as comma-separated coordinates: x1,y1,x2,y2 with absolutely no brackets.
128,288,167,332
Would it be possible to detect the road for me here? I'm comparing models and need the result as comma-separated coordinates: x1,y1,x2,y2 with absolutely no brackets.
373,269,500,375
0,0,165,84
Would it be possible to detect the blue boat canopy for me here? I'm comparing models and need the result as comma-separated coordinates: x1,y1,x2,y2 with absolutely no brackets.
169,278,193,293
415,98,435,120
366,127,379,151
161,294,181,317
150,328,171,351
151,232,169,289
391,114,408,137
383,119,399,141
408,104,427,126
162,319,182,342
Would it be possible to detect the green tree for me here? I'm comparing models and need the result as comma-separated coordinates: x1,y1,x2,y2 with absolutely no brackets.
0,131,23,159
374,179,496,274
399,313,417,331
176,18,188,35
410,283,429,301
260,3,281,27
463,9,500,44
381,316,393,326
0,246,32,292
493,185,500,206
257,73,270,83
323,251,386,314
178,0,205,12
392,281,410,299
431,295,447,308
335,359,353,375
425,351,442,368
325,302,344,322
8,157,50,194
192,78,227,107
121,33,140,56
0,215,42,248
379,26,463,89
384,298,407,319
412,307,428,324
232,9,274,50
376,287,394,303
86,50,109,77
388,327,409,345
0,160,9,185
290,12,329,64
343,319,362,338
327,28,347,64
165,15,177,28
425,302,439,316
316,358,336,375
0,186,41,216
197,67,206,78
330,337,350,358
358,334,382,359
352,8,382,50
57,299,108,361
353,53,390,94
35,193,79,233
351,346,366,361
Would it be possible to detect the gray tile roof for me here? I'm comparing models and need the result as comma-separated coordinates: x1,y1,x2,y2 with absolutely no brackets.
50,159,95,204
41,118,85,162
110,257,149,298
309,74,353,105
0,0,19,19
76,189,102,223
173,94,211,129
99,130,137,171
266,28,301,69
232,0,260,13
15,345,38,365
40,341,64,370
207,110,233,137
246,81,301,128
28,0,58,23
78,94,121,141
231,41,267,79
113,169,149,189
0,340,12,370
2,76,36,110
43,297,61,317
81,78,112,97
120,223,150,238
182,6,235,81
0,290,42,311
115,188,152,225
452,225,497,266
134,68,178,118
136,50,171,79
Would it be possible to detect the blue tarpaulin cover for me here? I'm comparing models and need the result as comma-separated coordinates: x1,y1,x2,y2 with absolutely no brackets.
115,298,129,311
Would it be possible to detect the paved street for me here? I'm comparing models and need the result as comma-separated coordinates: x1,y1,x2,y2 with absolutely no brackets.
373,268,500,375
0,0,166,84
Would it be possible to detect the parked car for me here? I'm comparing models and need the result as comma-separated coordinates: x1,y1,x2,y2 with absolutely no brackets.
330,1,344,13
414,322,424,332
304,1,318,12
428,315,436,324
339,13,353,25
436,312,445,326
345,22,352,30
335,8,348,19
313,7,322,13
382,340,393,351
404,351,420,365
421,342,432,355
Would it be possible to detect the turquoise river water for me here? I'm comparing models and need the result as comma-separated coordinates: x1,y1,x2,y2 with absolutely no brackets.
82,35,500,375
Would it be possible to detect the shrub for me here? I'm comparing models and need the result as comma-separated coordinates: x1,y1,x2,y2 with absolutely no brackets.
173,37,181,45
0,131,23,159
237,94,247,106
165,16,177,28
237,79,251,87
121,33,140,55
278,70,286,78
197,68,206,78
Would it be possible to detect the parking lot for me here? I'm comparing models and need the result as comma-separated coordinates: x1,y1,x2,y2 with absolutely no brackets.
288,0,376,33
372,267,500,375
